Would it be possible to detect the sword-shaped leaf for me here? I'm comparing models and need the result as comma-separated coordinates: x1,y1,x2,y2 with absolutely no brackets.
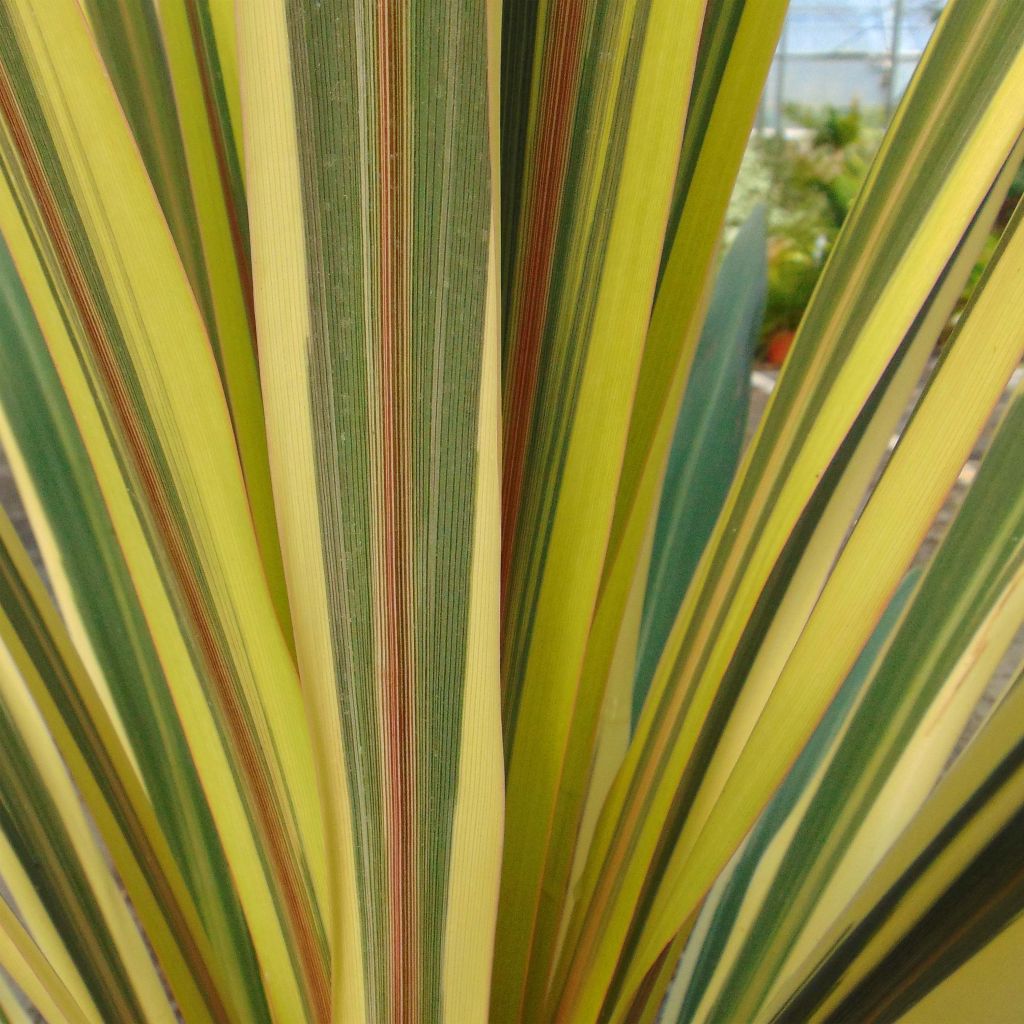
0,5,327,1019
238,1,504,1019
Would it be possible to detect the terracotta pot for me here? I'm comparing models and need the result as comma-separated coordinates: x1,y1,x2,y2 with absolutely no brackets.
765,328,796,366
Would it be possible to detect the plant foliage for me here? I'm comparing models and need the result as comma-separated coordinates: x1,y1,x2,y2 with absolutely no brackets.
0,0,1020,1022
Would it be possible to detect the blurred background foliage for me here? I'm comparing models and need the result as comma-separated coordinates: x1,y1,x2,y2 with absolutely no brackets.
721,0,1024,364
728,101,1022,363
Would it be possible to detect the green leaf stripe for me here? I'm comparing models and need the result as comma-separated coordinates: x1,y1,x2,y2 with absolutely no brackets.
0,509,232,1024
242,1,501,1018
666,570,921,1023
0,232,271,1024
551,4,1024,1015
0,4,328,1017
771,670,1024,1023
633,206,766,726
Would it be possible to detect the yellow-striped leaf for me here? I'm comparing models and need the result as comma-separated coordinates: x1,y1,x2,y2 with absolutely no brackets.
0,231,271,1024
238,2,504,1019
0,5,327,1019
551,3,1024,1016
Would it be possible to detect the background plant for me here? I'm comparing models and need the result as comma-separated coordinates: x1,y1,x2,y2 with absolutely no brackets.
0,1,1020,1023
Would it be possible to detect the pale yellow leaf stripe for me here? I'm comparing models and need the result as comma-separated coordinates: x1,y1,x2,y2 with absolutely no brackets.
683,131,1024,848
0,509,228,1024
240,0,502,1019
623,201,1024,1012
496,2,708,1016
0,966,33,1024
153,0,291,640
606,0,789,587
0,2,326,1019
766,670,1024,1021
0,826,100,1024
233,3,351,1017
0,899,90,1024
897,911,1024,1024
553,8,1024,1013
0,640,177,1024
442,0,507,1014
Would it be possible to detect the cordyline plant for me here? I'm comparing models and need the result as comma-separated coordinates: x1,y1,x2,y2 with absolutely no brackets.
0,0,1021,1021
